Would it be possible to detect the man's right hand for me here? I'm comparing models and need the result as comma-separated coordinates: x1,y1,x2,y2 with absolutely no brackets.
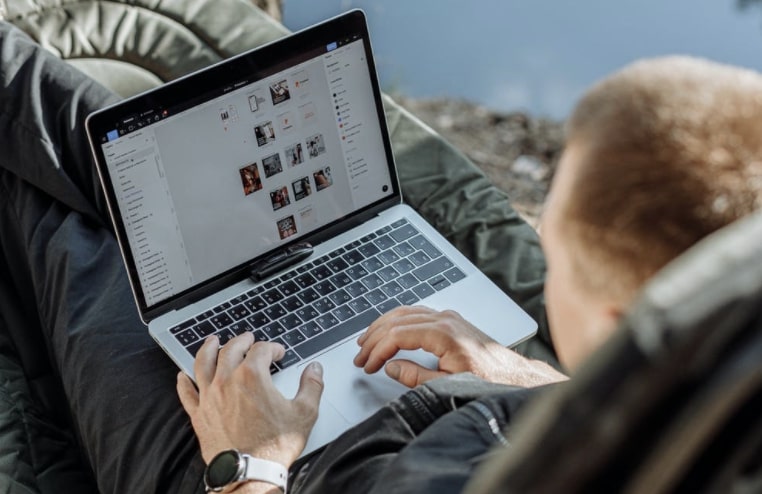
353,306,567,388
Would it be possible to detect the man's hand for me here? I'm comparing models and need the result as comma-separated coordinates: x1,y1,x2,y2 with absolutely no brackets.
176,333,324,467
354,306,567,388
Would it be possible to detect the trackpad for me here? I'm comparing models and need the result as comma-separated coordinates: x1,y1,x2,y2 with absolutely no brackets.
306,340,411,424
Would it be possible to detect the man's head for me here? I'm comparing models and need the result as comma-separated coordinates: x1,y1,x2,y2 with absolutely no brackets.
542,56,762,370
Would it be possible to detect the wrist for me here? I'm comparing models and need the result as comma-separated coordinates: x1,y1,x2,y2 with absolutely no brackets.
205,450,288,493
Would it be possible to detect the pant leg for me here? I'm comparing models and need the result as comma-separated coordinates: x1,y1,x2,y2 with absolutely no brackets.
290,373,522,494
0,22,206,494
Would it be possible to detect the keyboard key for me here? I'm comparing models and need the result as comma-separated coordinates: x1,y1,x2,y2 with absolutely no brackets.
187,339,205,357
377,299,401,314
412,257,455,282
393,241,415,257
228,304,251,321
346,281,369,297
365,289,388,305
361,256,384,273
377,249,400,265
311,265,333,281
375,225,392,235
361,273,384,290
246,286,264,296
244,296,267,313
391,218,408,228
295,273,317,289
358,243,380,257
264,280,278,289
197,309,215,322
280,313,303,330
262,289,284,304
409,251,432,267
390,224,418,242
313,280,337,296
170,319,195,334
313,255,330,265
263,321,286,339
193,320,216,338
342,249,364,265
377,266,400,283
346,266,369,280
328,289,352,306
281,271,297,281
229,320,253,335
281,295,304,312
276,349,301,369
264,303,287,320
231,293,248,305
293,308,381,360
429,275,451,291
380,281,404,298
332,305,356,321
413,283,436,300
409,235,442,259
392,258,415,274
444,267,467,283
316,314,339,330
330,272,353,288
211,313,233,329
216,328,235,345
373,235,396,250
397,273,419,290
279,280,300,296
298,321,322,338
313,297,336,314
297,287,320,304
326,257,349,273
397,291,419,306
271,337,286,348
296,305,319,321
176,328,200,346
253,330,268,342
247,311,270,329
283,329,307,347
348,296,372,314
360,233,375,242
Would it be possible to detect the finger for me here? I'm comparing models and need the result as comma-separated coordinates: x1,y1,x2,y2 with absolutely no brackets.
215,332,255,381
243,341,286,379
293,361,324,419
385,359,447,388
354,307,438,367
356,305,434,346
194,336,220,391
176,371,200,416
362,323,451,374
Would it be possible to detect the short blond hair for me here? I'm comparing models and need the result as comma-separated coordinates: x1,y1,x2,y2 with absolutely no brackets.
562,56,762,300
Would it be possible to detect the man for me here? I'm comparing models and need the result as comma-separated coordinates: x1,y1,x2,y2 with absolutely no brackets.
2,19,762,492
176,56,762,493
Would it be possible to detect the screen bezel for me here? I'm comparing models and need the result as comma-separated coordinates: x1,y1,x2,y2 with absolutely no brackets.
85,10,401,322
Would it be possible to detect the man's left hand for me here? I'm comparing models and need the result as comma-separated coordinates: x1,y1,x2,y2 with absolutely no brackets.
176,333,324,467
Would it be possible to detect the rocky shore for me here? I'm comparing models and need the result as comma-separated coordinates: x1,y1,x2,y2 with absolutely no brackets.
396,97,565,228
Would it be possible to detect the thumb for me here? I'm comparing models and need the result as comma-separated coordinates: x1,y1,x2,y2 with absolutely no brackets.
295,361,325,413
386,360,446,388
176,372,199,415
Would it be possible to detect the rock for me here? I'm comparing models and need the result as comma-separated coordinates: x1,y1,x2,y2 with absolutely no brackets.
396,96,565,227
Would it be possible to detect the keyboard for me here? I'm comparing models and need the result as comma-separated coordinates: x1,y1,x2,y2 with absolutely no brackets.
169,218,466,373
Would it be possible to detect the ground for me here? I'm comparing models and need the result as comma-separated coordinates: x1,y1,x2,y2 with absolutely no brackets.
396,97,565,228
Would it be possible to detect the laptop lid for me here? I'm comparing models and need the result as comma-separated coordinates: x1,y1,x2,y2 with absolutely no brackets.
86,10,400,323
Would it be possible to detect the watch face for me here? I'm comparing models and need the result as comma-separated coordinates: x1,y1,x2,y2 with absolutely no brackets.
205,450,244,489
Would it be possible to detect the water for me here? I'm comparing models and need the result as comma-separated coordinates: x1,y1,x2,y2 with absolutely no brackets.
283,0,762,119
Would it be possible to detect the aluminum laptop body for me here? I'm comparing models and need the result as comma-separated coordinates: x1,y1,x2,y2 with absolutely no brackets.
86,10,537,455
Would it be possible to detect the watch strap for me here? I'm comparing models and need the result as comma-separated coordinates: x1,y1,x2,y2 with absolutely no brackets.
242,455,288,493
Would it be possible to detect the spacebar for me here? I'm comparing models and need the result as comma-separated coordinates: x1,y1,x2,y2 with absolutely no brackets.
293,308,382,360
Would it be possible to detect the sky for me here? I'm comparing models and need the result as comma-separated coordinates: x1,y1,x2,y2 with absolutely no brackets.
283,0,762,119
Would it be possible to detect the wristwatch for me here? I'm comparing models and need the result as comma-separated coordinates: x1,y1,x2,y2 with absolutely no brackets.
204,449,288,493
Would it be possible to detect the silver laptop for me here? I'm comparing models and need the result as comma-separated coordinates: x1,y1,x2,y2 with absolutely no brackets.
85,9,537,455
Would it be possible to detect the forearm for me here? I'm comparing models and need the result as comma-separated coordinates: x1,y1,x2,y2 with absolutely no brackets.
231,482,283,494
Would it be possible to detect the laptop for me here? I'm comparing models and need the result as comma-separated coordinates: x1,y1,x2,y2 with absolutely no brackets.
85,9,537,455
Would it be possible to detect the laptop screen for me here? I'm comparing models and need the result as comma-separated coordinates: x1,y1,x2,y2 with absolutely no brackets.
89,12,397,315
